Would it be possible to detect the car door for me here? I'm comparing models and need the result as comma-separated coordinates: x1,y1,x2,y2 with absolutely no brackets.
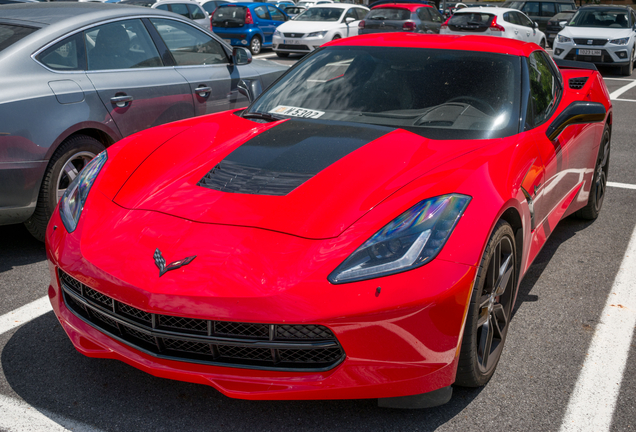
503,11,524,40
516,11,539,42
426,7,444,33
85,19,194,138
253,5,274,44
267,5,287,34
149,17,235,116
342,8,361,37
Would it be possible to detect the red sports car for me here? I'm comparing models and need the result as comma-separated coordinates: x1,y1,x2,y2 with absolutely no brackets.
46,34,611,408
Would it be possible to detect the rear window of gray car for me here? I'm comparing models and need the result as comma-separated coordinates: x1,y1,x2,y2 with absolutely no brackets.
367,8,411,21
0,23,38,53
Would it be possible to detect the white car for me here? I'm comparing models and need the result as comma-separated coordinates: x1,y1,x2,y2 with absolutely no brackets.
152,0,211,30
273,4,369,57
440,7,547,47
552,6,636,76
296,0,333,7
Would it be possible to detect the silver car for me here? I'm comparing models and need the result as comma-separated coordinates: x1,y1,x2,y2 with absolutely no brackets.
0,3,287,240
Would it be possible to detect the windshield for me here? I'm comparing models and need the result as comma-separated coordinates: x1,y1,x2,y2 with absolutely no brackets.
0,24,38,53
367,8,411,20
246,46,521,140
569,9,630,28
295,7,344,21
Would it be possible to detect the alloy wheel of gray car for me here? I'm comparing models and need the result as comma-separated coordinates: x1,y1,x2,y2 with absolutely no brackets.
250,36,262,55
456,220,516,387
24,135,105,241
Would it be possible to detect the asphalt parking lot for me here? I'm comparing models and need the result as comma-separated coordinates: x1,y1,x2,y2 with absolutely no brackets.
1,52,636,432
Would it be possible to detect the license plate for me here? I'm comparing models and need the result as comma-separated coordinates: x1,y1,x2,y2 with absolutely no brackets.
223,39,232,44
577,49,601,56
283,39,301,45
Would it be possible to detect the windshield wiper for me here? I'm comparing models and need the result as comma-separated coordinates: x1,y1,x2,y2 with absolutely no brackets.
242,112,283,122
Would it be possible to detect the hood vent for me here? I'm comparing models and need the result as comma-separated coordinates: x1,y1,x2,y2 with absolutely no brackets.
569,77,588,90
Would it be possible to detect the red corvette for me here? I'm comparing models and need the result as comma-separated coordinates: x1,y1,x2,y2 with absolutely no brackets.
46,34,611,408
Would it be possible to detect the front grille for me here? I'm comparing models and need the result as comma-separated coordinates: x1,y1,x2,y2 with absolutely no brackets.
277,44,310,51
58,270,344,371
564,49,614,64
283,32,304,37
569,77,588,89
573,38,607,46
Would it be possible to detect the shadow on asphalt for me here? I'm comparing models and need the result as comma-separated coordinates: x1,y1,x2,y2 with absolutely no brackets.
0,224,46,274
512,215,594,318
2,312,484,432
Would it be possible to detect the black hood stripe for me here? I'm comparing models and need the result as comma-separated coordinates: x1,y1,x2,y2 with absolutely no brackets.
197,119,394,196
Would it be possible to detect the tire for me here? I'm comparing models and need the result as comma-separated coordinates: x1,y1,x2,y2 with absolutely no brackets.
276,52,289,58
575,124,610,220
249,35,262,55
456,220,517,387
621,47,634,76
24,135,105,241
332,34,341,41
540,38,546,49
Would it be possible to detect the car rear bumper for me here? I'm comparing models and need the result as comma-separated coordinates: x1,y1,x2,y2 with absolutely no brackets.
46,197,477,400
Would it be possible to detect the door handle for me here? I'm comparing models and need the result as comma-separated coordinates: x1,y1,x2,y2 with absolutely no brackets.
195,86,212,98
110,95,133,108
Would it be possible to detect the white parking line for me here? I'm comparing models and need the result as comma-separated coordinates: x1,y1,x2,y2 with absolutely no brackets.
612,98,636,103
604,78,636,81
0,296,51,336
608,181,636,190
0,394,104,432
559,224,636,431
609,80,636,99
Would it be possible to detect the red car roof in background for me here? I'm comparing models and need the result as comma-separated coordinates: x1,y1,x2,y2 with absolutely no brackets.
324,33,540,57
370,3,433,10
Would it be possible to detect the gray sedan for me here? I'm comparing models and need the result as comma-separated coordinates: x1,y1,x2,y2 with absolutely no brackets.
0,3,287,240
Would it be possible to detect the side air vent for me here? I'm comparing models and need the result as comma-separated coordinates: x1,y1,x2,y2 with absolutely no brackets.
569,77,588,90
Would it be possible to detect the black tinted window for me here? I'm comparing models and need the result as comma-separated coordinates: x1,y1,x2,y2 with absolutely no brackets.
213,6,246,24
517,12,533,26
0,24,37,52
368,8,409,20
188,4,206,19
38,32,85,70
504,11,519,24
541,2,556,16
85,19,162,70
522,2,540,16
557,3,575,12
527,51,560,126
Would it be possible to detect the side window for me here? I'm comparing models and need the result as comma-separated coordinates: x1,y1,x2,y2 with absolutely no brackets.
541,2,555,17
169,3,191,19
202,2,217,14
38,32,85,71
521,2,540,16
517,12,533,27
631,11,636,26
527,51,561,127
267,5,285,21
503,12,514,24
254,5,269,19
150,18,229,66
156,4,169,11
344,8,358,20
188,4,206,20
428,8,443,22
417,8,432,21
355,8,368,20
557,3,574,12
85,19,162,71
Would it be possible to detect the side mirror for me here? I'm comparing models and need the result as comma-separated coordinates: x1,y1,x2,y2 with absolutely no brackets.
533,21,539,29
344,17,355,24
545,101,606,141
559,20,567,28
237,79,263,103
232,47,252,65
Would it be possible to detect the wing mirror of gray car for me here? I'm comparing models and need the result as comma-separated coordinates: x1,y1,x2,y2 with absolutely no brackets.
237,79,263,103
545,101,606,141
232,47,252,65
345,17,356,24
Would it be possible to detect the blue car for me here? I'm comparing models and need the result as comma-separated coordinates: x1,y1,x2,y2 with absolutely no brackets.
212,2,289,54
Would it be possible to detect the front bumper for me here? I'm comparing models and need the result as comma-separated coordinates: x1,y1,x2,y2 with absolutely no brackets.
552,41,631,66
46,192,477,400
272,34,323,53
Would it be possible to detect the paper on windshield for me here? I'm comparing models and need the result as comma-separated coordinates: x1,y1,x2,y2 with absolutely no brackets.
269,105,325,119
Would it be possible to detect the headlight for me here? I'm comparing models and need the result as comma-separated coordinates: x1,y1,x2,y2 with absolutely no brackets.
307,31,327,37
329,194,471,284
610,37,630,45
557,35,572,43
59,150,108,233
274,30,282,37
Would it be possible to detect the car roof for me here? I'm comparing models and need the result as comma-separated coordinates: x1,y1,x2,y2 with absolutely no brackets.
578,5,632,11
325,33,539,57
305,3,366,8
452,6,518,14
371,3,432,11
154,0,201,4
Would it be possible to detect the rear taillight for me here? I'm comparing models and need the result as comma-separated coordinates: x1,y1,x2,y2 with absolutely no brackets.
489,15,505,32
245,8,253,24
211,10,216,27
440,16,450,30
359,20,365,28
402,21,416,31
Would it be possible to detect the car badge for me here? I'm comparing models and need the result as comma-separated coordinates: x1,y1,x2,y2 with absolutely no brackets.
154,248,196,277
587,40,593,45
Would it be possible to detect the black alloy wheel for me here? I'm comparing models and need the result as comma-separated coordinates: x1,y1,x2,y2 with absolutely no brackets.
456,220,517,387
576,124,610,220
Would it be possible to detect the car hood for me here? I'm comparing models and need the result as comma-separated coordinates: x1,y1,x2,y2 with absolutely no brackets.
110,111,491,239
561,26,632,39
277,20,342,33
